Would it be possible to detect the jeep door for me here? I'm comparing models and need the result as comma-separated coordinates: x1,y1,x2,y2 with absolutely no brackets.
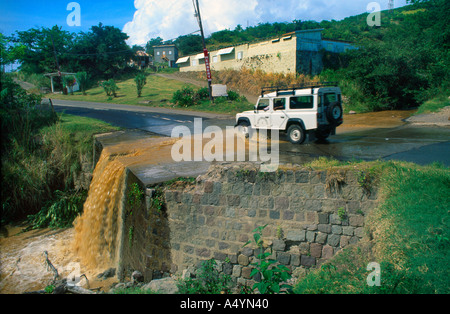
270,97,288,130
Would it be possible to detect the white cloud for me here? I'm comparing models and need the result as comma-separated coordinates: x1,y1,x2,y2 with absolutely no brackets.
123,0,408,46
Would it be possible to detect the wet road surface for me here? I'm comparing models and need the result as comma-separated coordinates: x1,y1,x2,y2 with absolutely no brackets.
53,100,450,166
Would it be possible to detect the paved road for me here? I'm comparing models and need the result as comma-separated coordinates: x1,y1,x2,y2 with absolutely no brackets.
52,99,450,167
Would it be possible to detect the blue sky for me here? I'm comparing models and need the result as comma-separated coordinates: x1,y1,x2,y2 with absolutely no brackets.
1,0,409,45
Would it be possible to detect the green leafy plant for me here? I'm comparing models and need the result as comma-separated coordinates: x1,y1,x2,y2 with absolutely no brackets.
27,190,87,229
337,207,347,221
75,72,90,95
128,183,144,210
134,73,147,97
101,79,119,97
177,259,232,294
244,225,292,294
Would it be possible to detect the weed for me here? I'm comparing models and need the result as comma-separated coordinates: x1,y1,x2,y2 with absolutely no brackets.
243,225,292,294
337,207,347,221
177,259,232,294
128,183,144,211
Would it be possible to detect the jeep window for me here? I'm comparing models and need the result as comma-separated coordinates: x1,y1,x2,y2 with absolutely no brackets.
274,98,286,111
290,96,313,109
257,99,270,111
324,93,337,104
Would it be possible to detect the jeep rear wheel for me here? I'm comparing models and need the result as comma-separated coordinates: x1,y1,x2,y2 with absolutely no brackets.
287,124,305,144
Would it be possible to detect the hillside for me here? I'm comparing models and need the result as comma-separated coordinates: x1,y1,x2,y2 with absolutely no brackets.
170,0,449,112
172,3,423,56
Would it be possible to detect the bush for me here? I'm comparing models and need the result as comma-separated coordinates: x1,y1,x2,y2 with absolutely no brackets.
76,72,90,95
101,79,119,97
172,86,197,107
134,73,147,97
27,190,87,229
196,87,210,100
177,259,232,294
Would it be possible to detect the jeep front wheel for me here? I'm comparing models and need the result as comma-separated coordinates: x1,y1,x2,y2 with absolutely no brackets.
287,124,305,144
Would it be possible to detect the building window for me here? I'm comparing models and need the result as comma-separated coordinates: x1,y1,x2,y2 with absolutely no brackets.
212,56,218,63
157,51,160,56
237,51,243,60
192,60,197,66
169,51,172,55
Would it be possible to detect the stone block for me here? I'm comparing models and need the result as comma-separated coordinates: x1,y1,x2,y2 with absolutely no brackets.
349,215,365,227
316,232,328,244
242,267,253,279
269,210,280,220
355,227,365,238
318,224,331,234
295,171,310,183
342,226,354,236
331,225,342,235
275,197,289,210
310,243,322,258
286,230,306,242
272,239,286,251
318,213,329,224
322,245,334,260
227,195,241,207
306,231,316,243
327,234,341,247
238,254,250,266
277,252,291,265
301,255,316,267
232,265,242,277
290,254,301,266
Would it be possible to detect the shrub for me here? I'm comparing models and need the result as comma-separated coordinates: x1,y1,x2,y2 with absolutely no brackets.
75,72,90,95
101,79,119,97
27,190,87,229
196,87,210,100
172,86,196,107
177,259,232,294
243,225,292,294
134,73,147,97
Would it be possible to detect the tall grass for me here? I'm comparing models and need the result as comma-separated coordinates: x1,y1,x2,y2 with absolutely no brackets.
294,161,450,294
179,68,318,98
1,76,120,224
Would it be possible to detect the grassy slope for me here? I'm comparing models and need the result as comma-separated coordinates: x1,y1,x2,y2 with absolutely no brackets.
50,74,254,116
294,160,450,294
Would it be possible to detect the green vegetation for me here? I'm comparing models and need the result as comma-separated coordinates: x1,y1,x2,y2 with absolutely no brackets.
294,159,450,294
177,259,232,294
243,225,292,294
134,73,147,97
415,95,450,115
1,75,120,225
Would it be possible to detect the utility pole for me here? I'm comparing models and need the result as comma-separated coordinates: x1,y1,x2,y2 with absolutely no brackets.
193,0,214,103
388,0,394,12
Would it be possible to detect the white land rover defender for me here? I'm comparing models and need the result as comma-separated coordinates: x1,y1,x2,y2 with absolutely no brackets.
235,82,343,144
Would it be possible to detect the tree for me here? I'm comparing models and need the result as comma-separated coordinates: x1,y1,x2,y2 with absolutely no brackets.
145,37,164,57
69,23,133,79
12,26,74,74
75,72,90,95
134,73,147,97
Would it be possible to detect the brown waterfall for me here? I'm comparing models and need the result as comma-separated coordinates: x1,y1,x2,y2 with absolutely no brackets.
71,137,178,272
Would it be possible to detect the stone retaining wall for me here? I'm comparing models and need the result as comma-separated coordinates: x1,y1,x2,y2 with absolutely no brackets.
137,162,379,286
